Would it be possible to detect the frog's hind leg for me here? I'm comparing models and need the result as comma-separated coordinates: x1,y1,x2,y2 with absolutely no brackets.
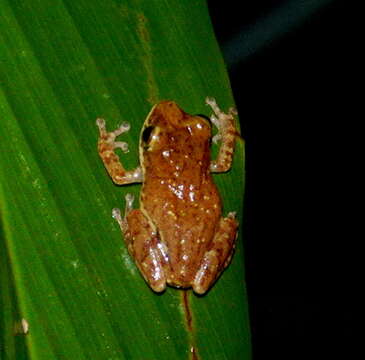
193,212,238,295
112,194,169,292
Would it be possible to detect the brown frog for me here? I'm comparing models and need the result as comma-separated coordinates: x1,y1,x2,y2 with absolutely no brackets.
96,97,239,294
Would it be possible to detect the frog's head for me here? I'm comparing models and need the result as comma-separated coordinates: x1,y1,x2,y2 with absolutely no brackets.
141,101,211,153
140,101,213,177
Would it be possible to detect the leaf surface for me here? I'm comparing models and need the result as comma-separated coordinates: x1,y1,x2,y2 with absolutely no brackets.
0,1,250,359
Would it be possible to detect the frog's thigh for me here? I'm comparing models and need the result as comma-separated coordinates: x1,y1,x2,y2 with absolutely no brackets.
193,214,238,294
124,209,168,292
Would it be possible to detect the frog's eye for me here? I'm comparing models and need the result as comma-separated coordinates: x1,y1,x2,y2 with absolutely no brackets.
142,126,155,143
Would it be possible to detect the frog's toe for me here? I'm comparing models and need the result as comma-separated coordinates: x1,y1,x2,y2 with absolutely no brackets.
112,207,122,220
150,280,166,293
205,96,217,107
228,107,238,116
96,118,108,137
114,122,130,136
96,117,106,129
112,207,129,233
212,133,222,144
114,141,129,153
124,193,135,212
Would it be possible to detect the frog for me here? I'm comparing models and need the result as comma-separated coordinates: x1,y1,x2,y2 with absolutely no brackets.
96,97,239,294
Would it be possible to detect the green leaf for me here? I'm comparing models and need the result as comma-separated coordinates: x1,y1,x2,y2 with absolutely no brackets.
0,1,251,359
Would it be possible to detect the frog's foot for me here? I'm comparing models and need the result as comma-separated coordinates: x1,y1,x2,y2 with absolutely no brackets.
205,97,239,173
96,118,130,152
113,194,168,293
112,193,135,233
192,213,238,295
96,118,143,184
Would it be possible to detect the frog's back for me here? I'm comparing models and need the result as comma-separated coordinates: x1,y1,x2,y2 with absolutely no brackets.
142,174,221,288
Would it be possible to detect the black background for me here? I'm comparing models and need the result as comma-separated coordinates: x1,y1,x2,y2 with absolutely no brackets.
208,1,357,359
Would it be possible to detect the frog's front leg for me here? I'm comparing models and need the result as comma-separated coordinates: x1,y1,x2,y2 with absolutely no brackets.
193,212,239,294
96,118,143,184
112,194,169,292
206,97,239,173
